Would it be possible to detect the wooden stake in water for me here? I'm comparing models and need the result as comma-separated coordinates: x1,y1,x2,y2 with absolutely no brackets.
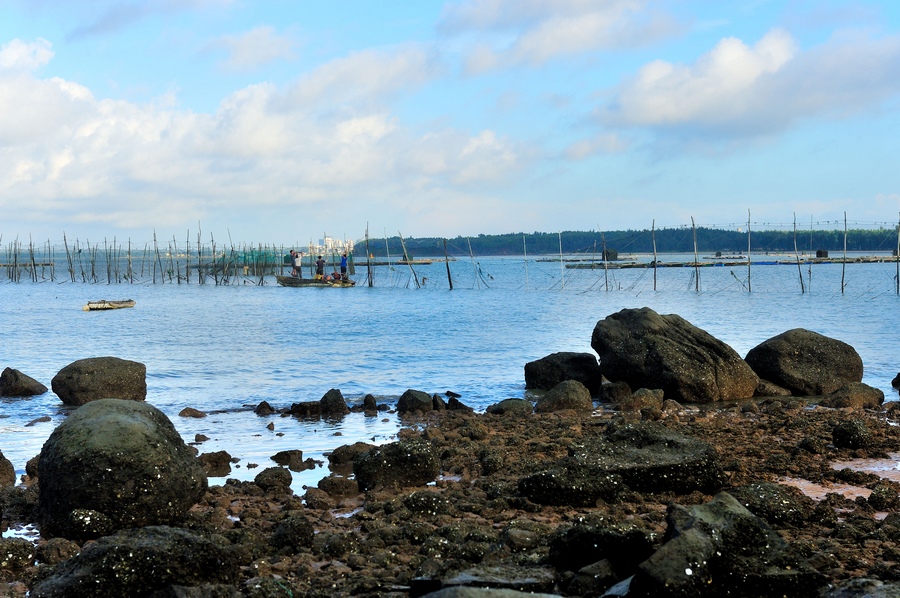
896,212,899,295
444,238,453,290
601,231,609,291
399,232,420,288
793,213,805,293
691,217,700,292
651,220,657,291
467,236,479,290
841,212,847,294
523,234,529,291
747,210,752,293
558,231,564,290
365,224,373,287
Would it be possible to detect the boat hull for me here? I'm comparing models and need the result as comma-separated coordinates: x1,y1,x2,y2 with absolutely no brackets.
83,300,136,311
276,276,356,288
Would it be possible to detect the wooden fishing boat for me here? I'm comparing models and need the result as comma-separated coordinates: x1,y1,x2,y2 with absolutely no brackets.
83,299,136,311
275,276,356,288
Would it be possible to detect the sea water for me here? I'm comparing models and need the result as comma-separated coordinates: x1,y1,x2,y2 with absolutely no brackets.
1,254,898,492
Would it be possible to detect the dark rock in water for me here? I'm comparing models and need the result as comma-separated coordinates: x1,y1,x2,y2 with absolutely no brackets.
253,466,293,494
289,401,320,418
254,401,276,416
178,407,207,418
447,397,474,412
363,394,378,411
320,388,350,416
29,525,244,598
548,522,656,575
534,380,593,413
745,328,863,396
445,390,461,398
317,475,359,498
600,381,632,403
328,442,376,468
0,367,48,397
51,356,147,406
820,382,885,409
524,352,603,395
353,439,440,491
398,389,434,414
432,394,448,411
198,450,233,477
0,451,14,487
728,482,815,527
832,419,873,449
271,449,305,471
519,422,724,506
566,559,619,597
591,307,759,403
37,399,207,541
893,373,900,388
486,398,533,416
755,378,792,397
629,492,826,598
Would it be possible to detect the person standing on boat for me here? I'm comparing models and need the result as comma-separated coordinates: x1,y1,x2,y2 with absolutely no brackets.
340,253,348,280
315,255,326,280
292,250,303,278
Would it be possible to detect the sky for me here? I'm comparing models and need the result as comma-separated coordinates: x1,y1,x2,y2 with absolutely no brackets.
1,0,899,247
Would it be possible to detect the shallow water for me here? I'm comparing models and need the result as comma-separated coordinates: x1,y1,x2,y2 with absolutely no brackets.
2,254,898,492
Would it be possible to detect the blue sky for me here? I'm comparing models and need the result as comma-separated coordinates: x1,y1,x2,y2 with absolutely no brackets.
1,0,899,246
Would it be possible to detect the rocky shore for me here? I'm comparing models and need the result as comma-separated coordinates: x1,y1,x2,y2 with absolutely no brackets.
2,307,900,597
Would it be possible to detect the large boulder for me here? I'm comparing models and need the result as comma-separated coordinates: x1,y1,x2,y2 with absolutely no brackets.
519,422,724,507
37,399,207,540
524,352,603,395
629,492,826,597
353,439,440,491
51,357,147,406
397,389,434,414
534,380,593,413
0,450,14,486
819,382,885,409
744,329,863,396
0,367,48,397
30,526,244,598
591,308,759,403
320,388,350,417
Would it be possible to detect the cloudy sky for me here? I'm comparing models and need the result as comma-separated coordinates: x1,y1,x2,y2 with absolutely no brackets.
2,0,899,246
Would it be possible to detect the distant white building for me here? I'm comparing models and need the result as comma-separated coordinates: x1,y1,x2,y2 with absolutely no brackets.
308,236,354,255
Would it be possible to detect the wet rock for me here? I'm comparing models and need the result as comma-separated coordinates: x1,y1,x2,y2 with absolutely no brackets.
178,407,207,418
363,394,378,411
50,356,147,406
0,451,14,487
271,449,304,471
832,419,873,449
289,401,320,418
524,352,603,395
253,466,292,495
565,559,619,597
440,564,558,594
728,482,815,527
755,378,792,397
600,381,632,403
893,374,900,388
421,589,560,598
0,537,34,572
317,474,359,498
398,389,434,414
321,388,350,416
745,329,863,396
868,482,899,511
0,367,48,397
328,441,376,468
485,398,533,416
617,388,664,412
150,585,241,598
37,399,207,541
433,394,448,411
519,422,724,506
269,514,314,551
447,397,474,412
198,451,233,477
548,521,656,575
591,307,759,403
534,380,593,413
30,525,243,598
254,401,275,416
353,439,440,491
820,382,885,409
629,492,826,598
821,578,900,598
35,537,81,566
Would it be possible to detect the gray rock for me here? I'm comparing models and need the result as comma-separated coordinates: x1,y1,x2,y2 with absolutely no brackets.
745,329,863,396
0,367,48,397
439,564,558,594
591,307,758,403
534,380,593,413
728,482,815,527
30,526,244,598
353,439,440,491
548,522,655,575
51,356,147,406
520,422,724,506
320,388,350,416
524,352,603,395
629,492,826,598
821,578,900,598
485,399,533,416
36,399,207,540
398,389,434,414
422,588,560,598
820,382,885,409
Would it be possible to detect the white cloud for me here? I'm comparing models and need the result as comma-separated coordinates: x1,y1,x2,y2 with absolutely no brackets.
564,133,628,160
442,0,679,73
0,38,54,71
603,28,900,139
207,26,297,71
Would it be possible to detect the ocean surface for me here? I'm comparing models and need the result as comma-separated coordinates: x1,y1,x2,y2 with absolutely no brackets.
2,253,898,493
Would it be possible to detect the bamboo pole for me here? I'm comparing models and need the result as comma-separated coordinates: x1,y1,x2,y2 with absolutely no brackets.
558,231,564,290
793,213,805,293
399,232,420,288
444,238,453,290
523,234,528,291
651,220,657,291
841,212,847,294
896,212,899,295
747,210,751,293
468,236,480,290
601,232,609,291
365,225,373,287
691,217,700,292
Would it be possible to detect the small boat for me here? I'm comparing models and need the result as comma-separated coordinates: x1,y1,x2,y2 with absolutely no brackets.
83,299,136,311
275,276,356,288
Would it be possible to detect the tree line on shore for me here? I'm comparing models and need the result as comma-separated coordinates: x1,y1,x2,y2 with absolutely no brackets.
368,226,900,258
